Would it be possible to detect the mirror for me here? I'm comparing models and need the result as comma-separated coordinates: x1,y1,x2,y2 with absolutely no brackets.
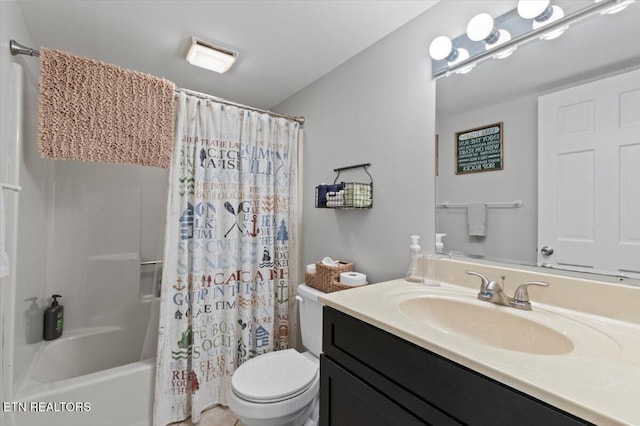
435,0,640,282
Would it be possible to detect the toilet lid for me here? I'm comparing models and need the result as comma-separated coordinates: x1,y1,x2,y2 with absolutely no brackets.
231,349,318,403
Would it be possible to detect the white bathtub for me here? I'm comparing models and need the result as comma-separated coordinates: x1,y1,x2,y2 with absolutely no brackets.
14,327,156,426
30,326,151,382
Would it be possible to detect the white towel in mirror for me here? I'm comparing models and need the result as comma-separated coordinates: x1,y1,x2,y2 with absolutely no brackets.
468,202,487,237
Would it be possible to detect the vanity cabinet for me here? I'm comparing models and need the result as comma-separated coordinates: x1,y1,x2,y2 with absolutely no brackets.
320,306,592,426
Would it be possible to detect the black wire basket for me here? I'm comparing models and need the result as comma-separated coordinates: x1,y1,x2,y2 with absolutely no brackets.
315,163,373,209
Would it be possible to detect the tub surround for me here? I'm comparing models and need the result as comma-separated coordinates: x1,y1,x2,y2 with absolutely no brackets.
318,258,640,425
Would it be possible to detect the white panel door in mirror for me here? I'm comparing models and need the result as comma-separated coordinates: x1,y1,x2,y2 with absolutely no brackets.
538,68,640,276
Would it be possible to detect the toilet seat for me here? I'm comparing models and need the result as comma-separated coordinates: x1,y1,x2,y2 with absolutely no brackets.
232,349,318,403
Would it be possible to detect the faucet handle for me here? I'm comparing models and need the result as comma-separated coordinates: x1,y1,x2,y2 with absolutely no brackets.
510,281,549,310
465,270,489,291
466,270,496,301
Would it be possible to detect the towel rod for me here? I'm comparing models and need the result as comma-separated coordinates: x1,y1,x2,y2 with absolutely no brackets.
437,200,523,208
140,260,163,266
9,40,305,125
1,183,22,192
333,163,371,172
332,163,373,184
9,40,39,57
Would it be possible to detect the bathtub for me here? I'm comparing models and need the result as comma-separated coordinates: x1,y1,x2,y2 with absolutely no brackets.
13,326,156,426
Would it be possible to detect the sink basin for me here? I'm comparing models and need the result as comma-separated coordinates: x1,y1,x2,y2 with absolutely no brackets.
398,296,574,355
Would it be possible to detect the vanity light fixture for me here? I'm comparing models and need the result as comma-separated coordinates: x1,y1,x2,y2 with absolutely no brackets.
595,0,636,14
428,36,475,74
466,13,516,59
455,53,476,74
517,0,567,40
428,36,458,62
185,37,237,74
429,0,630,78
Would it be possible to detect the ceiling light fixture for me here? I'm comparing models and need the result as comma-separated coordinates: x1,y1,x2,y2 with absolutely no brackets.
185,37,237,74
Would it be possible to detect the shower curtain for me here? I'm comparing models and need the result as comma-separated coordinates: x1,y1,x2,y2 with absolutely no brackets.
154,92,301,425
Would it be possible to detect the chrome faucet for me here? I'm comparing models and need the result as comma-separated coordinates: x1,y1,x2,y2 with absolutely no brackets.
465,270,495,302
510,281,550,310
484,280,512,306
465,270,549,311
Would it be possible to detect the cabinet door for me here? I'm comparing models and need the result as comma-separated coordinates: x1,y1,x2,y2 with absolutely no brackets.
320,355,427,426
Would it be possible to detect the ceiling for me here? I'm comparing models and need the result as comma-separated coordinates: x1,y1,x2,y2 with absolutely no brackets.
17,1,638,115
17,0,438,109
437,0,640,116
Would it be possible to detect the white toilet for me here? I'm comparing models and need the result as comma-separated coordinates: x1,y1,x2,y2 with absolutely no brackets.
228,284,324,426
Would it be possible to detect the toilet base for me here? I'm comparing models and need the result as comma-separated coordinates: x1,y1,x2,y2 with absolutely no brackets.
304,397,320,426
234,396,317,426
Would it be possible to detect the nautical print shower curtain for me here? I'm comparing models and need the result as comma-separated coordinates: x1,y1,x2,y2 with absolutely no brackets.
154,92,301,425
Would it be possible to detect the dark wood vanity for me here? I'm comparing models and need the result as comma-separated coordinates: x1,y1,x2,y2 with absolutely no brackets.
320,306,592,426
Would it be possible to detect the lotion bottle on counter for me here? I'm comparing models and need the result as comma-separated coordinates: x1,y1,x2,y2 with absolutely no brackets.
43,294,63,341
405,235,423,283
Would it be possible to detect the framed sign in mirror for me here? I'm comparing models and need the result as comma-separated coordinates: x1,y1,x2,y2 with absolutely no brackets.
455,122,503,175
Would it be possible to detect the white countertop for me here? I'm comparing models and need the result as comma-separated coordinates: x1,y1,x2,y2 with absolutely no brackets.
319,279,640,425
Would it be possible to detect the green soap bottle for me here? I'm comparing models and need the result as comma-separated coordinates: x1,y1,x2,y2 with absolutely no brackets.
43,294,63,340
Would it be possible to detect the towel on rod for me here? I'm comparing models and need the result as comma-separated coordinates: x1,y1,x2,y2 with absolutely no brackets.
38,48,176,168
467,202,487,237
0,189,9,278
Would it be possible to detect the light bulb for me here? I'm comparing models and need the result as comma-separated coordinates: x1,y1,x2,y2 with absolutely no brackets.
491,30,517,59
467,13,498,43
429,36,455,61
533,5,567,40
517,0,551,19
466,13,515,59
601,0,635,14
451,48,475,74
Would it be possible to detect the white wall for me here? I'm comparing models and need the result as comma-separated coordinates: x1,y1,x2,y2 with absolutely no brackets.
274,3,478,283
436,94,538,265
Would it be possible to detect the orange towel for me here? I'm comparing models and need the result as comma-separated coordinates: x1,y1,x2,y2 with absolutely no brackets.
38,48,175,168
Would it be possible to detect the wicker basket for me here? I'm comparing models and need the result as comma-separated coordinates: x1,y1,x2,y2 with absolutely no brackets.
305,261,354,293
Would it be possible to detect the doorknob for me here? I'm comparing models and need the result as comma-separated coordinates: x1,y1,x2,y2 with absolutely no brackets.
540,246,554,256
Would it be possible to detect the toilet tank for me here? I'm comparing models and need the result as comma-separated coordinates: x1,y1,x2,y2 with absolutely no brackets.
296,284,325,357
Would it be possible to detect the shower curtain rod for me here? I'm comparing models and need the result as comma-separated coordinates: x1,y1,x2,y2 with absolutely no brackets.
9,39,305,125
175,88,305,125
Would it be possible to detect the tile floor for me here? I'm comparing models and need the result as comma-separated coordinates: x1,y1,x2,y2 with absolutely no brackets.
171,405,241,426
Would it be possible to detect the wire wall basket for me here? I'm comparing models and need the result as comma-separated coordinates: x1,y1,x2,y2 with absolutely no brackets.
315,163,373,209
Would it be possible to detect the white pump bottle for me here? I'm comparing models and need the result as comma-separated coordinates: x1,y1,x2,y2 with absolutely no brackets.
405,235,423,283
